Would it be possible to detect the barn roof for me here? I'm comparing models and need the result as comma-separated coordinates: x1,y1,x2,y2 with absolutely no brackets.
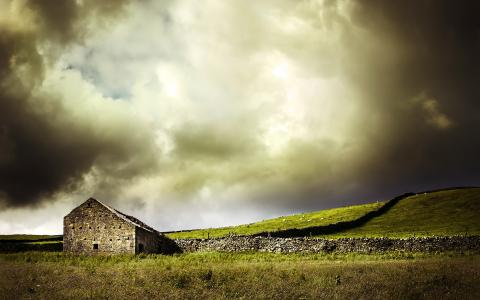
89,198,158,233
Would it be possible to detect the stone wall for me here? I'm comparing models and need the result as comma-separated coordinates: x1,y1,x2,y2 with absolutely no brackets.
64,199,136,254
174,236,480,253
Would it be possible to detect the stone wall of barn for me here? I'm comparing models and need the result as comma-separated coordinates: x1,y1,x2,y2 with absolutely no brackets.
63,199,136,254
135,227,163,254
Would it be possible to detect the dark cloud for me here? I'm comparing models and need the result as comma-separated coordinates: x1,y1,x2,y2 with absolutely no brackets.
1,0,479,224
172,122,260,160
0,0,160,207
200,0,480,212
255,0,478,212
26,0,131,45
333,0,480,200
164,0,480,212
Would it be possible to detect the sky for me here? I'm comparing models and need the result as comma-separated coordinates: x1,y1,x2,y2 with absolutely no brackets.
0,0,479,234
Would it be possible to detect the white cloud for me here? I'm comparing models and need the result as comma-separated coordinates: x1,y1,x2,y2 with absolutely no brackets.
0,0,406,233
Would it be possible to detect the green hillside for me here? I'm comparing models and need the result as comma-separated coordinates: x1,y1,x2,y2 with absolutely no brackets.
166,201,385,239
0,235,61,241
2,187,479,241
0,235,63,252
324,188,480,238
167,187,480,239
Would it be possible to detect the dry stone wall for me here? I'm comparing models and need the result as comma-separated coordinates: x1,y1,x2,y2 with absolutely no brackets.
174,236,480,253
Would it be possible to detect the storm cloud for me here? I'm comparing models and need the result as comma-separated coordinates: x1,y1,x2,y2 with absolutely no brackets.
0,0,479,233
344,0,480,196
0,0,159,207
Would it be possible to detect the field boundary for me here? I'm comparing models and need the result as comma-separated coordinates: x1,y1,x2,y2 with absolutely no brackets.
175,235,480,253
246,192,414,238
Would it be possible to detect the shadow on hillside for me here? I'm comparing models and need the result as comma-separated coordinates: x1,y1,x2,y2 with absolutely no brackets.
251,192,416,238
0,236,63,253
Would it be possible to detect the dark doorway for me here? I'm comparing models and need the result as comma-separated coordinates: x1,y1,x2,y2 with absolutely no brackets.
138,243,144,253
93,243,99,250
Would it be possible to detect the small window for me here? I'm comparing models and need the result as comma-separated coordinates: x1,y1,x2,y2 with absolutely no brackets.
89,226,92,229
93,244,98,250
119,226,122,229
79,226,83,229
109,239,112,241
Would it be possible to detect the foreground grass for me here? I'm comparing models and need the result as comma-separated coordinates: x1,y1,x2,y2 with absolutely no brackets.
167,201,384,239
0,252,479,299
325,188,480,238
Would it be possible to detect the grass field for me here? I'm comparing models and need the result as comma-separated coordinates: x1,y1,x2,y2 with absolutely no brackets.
166,188,480,239
1,188,479,299
2,188,477,242
0,235,63,253
0,235,62,241
166,201,385,239
0,251,479,299
324,188,480,238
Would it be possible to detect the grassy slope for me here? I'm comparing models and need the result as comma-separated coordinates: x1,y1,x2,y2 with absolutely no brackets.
0,252,479,299
0,235,63,252
2,187,479,241
166,201,384,239
324,188,480,238
0,235,61,241
167,187,480,239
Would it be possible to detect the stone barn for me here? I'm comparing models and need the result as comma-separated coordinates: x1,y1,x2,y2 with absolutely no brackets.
64,198,176,254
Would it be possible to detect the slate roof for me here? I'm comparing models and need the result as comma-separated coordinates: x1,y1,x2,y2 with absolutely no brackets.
88,198,159,233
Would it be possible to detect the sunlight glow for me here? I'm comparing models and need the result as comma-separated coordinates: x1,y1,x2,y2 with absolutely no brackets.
272,63,289,79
